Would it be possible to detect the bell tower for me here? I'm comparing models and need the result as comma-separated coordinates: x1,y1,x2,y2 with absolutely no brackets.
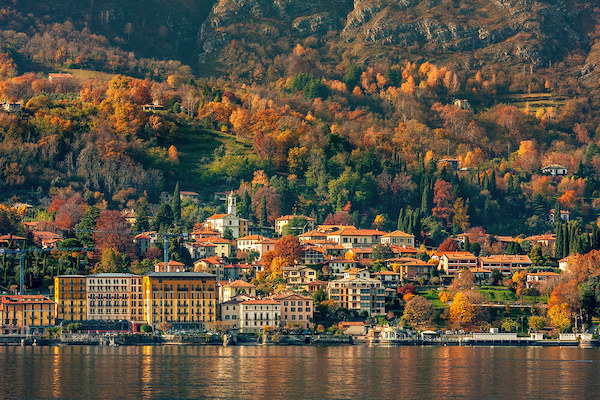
227,192,237,216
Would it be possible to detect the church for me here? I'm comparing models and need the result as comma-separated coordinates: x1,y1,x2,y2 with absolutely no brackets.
203,192,250,239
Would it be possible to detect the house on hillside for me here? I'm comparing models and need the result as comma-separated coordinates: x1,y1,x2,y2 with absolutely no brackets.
542,164,568,177
141,100,165,112
548,208,570,223
275,215,316,235
380,231,415,247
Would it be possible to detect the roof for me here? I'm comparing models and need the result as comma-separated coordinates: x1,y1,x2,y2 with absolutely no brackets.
298,230,327,237
327,258,357,263
469,267,492,273
134,233,151,239
206,213,229,220
527,271,560,277
145,272,216,278
329,228,387,236
383,230,414,238
542,164,567,169
526,234,556,241
89,273,138,277
0,234,26,240
242,299,280,305
440,251,477,259
272,293,313,300
375,270,401,275
479,255,532,263
306,280,328,286
1,295,54,305
154,260,185,267
276,215,316,222
238,235,268,241
180,191,199,196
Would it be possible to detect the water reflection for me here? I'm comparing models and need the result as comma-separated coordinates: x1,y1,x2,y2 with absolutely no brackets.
1,345,599,399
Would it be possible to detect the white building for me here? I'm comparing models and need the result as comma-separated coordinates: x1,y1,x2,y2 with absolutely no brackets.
239,299,281,332
203,192,250,239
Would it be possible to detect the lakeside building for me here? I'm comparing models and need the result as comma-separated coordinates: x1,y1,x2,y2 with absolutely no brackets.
86,273,144,328
239,299,281,332
142,272,216,331
272,293,313,330
327,275,385,316
54,275,87,322
1,295,55,334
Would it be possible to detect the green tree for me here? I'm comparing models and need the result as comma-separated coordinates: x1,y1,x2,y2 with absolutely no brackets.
259,195,267,227
133,199,150,233
553,199,561,225
172,183,181,224
152,203,173,231
93,248,129,273
75,206,100,247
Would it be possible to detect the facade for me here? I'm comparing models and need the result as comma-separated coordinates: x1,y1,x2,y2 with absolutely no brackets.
185,241,216,260
438,252,478,274
392,259,435,281
373,271,402,288
526,272,560,289
275,215,316,235
218,280,256,303
239,299,281,332
326,259,358,276
1,295,55,334
478,255,533,275
237,235,269,252
154,260,186,273
380,231,415,247
54,275,87,322
327,276,385,315
203,193,249,239
273,293,313,330
282,266,317,286
86,273,138,321
180,191,200,202
143,272,217,330
542,165,568,176
548,209,571,222
326,228,387,249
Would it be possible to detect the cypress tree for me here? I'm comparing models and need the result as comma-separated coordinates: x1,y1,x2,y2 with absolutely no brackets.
260,196,268,227
421,182,430,215
172,182,181,224
490,169,496,195
397,209,405,231
563,223,570,257
555,223,563,259
553,199,561,226
464,236,471,252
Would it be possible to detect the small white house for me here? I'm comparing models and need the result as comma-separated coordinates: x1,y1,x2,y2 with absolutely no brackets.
542,165,568,177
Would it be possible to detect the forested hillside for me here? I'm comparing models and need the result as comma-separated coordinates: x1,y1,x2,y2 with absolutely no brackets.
0,2,599,242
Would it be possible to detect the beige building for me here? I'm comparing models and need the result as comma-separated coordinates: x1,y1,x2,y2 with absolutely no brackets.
1,295,55,334
380,231,415,247
275,215,316,235
326,228,387,249
239,299,281,332
282,266,318,286
203,193,250,239
86,273,139,321
273,293,313,330
438,252,478,274
218,280,256,303
478,255,533,275
327,276,385,315
54,275,87,322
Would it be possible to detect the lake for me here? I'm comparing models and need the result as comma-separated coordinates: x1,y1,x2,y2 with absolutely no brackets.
1,345,599,399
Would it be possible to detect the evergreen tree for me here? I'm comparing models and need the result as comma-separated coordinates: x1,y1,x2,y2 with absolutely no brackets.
172,182,181,224
260,196,267,227
75,206,101,247
238,191,251,219
553,199,561,226
489,169,497,195
397,209,405,231
133,199,150,233
463,236,471,252
555,223,564,259
152,204,173,232
563,223,570,257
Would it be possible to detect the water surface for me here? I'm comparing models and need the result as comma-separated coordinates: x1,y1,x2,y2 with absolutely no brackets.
1,345,599,399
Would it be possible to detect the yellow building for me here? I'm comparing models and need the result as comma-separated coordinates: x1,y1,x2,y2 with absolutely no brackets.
1,295,55,334
54,275,87,322
143,272,216,330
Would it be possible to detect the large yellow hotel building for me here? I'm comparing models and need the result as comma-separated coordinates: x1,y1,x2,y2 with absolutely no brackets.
143,272,216,330
54,275,87,322
54,272,216,331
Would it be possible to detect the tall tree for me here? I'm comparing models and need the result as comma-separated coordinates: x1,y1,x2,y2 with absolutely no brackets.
260,195,267,227
172,182,181,224
553,199,561,225
133,199,150,233
75,206,100,247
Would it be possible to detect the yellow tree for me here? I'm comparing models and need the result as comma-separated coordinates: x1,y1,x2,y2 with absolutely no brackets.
452,198,470,231
373,214,387,230
449,292,475,325
548,303,571,332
